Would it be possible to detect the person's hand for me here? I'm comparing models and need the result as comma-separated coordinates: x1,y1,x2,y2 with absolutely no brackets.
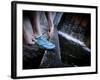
49,31,53,38
48,27,54,39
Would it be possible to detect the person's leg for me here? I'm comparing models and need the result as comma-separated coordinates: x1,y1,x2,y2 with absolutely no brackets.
23,14,45,69
23,16,35,44
29,11,42,37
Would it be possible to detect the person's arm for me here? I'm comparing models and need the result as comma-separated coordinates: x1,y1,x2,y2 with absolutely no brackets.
45,12,54,38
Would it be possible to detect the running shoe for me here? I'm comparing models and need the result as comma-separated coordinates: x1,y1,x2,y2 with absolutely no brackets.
35,35,55,49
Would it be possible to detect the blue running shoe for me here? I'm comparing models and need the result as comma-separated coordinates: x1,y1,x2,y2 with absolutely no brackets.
35,35,55,49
